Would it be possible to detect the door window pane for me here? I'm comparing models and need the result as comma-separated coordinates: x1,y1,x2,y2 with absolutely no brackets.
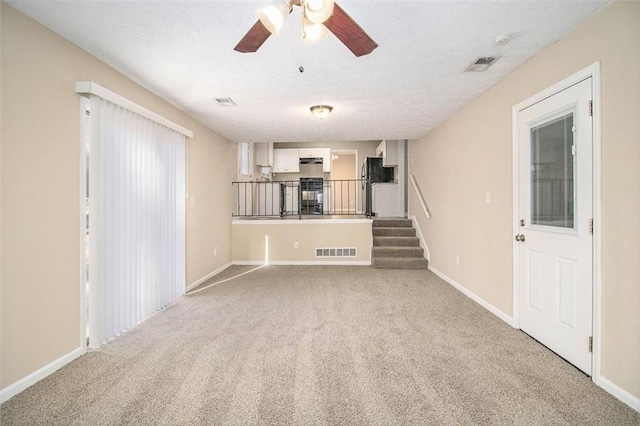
530,113,575,228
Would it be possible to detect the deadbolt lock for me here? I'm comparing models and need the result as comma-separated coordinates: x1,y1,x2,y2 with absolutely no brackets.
520,219,526,226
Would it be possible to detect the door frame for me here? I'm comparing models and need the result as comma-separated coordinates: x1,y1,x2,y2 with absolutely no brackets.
331,149,360,214
511,62,601,376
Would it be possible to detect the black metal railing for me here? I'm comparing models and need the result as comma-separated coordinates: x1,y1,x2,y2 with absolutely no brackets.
232,179,367,218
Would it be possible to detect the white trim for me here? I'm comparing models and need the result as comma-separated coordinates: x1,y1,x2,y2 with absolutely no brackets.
593,375,640,413
590,63,604,390
512,64,599,112
186,262,233,292
511,103,521,329
0,347,84,404
75,81,193,138
408,215,430,261
232,260,371,266
79,97,89,352
232,218,372,225
429,266,514,327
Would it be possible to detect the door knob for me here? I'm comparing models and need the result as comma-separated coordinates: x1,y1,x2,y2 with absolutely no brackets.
515,234,526,242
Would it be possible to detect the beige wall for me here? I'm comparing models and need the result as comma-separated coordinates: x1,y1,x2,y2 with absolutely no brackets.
1,4,235,389
232,220,372,264
409,0,639,399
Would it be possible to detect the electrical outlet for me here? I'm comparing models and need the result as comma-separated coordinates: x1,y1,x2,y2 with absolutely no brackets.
455,256,460,266
214,248,217,256
485,192,491,204
294,241,299,249
190,196,195,206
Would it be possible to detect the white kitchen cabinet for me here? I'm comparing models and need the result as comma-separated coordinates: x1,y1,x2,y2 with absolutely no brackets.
322,148,331,172
299,147,331,172
255,142,273,167
322,184,332,213
273,148,300,173
298,148,324,158
282,184,299,214
372,182,400,217
376,140,399,167
257,182,281,216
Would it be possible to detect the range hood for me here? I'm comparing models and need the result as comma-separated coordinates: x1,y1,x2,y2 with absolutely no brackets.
299,157,323,164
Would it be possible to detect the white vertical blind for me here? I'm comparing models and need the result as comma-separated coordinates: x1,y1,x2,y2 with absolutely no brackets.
88,95,186,347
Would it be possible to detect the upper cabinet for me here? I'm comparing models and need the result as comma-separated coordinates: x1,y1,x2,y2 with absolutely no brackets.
255,142,274,167
273,148,300,173
377,140,399,167
322,148,331,172
299,147,331,172
298,148,325,158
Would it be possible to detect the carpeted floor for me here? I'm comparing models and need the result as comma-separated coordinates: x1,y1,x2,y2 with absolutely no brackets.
2,266,638,425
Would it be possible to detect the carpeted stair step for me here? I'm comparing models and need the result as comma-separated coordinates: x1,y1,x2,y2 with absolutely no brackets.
373,236,420,247
372,218,413,228
372,227,416,237
372,246,424,258
371,257,429,269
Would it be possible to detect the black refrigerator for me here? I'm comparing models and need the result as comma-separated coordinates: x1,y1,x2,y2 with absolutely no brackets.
361,157,394,217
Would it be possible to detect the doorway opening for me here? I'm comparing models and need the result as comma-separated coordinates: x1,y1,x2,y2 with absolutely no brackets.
331,150,360,214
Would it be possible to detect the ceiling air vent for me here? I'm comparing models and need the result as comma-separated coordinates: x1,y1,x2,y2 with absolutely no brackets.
464,56,500,72
215,97,237,107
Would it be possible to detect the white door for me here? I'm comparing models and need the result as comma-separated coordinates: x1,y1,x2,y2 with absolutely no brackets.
516,78,593,375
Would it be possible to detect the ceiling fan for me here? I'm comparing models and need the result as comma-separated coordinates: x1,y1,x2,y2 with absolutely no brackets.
234,0,378,57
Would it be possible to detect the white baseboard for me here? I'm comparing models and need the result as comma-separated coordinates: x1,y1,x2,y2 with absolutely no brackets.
268,260,371,266
428,265,514,327
0,346,85,404
232,261,265,266
186,262,233,292
594,374,640,413
408,215,430,261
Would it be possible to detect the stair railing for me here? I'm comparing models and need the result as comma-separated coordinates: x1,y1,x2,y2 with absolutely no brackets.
409,174,431,219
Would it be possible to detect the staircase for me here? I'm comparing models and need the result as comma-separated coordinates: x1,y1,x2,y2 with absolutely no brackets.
371,218,429,269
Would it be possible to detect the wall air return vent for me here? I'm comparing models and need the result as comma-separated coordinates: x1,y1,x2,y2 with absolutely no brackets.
315,247,357,258
215,97,237,107
464,56,500,72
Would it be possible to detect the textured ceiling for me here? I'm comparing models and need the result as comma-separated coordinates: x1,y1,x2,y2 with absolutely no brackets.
6,0,610,143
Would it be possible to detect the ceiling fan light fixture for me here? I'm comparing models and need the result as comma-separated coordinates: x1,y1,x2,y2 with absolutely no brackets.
310,105,333,119
302,17,329,43
258,0,292,35
304,0,334,24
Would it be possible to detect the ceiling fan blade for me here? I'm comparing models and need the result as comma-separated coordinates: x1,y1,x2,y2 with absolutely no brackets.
234,20,271,53
323,3,378,57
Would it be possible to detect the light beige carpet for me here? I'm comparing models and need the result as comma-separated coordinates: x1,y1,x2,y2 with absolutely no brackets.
2,266,638,425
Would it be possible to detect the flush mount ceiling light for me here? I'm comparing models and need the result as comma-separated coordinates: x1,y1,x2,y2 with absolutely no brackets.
310,105,333,119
